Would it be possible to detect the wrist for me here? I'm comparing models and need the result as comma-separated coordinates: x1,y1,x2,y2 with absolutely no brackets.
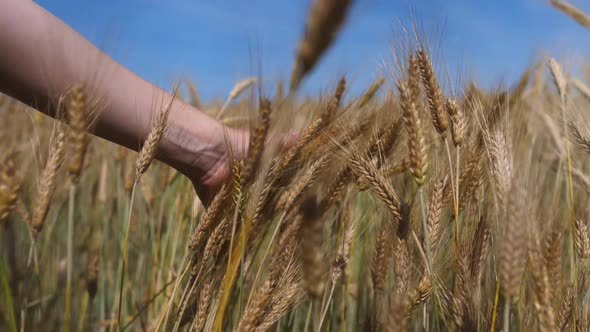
158,102,221,180
158,101,248,189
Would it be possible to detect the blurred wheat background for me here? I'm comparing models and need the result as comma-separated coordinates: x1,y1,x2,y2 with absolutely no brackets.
3,0,590,331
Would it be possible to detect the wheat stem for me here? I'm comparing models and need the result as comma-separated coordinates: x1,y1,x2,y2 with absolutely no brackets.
76,292,89,332
301,301,313,332
117,182,137,330
157,257,192,331
318,281,336,331
245,211,287,312
503,300,511,332
64,184,75,332
444,140,460,256
490,279,501,332
418,187,433,277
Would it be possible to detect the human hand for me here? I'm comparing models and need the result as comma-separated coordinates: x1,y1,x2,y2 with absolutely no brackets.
157,105,250,205
159,105,298,206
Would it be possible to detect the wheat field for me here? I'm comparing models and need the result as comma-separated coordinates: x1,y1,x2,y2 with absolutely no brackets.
2,0,590,331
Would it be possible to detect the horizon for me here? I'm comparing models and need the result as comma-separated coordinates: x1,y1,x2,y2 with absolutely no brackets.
36,0,590,101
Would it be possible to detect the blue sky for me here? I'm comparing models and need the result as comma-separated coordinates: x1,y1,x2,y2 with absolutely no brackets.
36,0,590,101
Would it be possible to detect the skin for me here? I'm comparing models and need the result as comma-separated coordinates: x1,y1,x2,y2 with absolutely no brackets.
0,0,249,203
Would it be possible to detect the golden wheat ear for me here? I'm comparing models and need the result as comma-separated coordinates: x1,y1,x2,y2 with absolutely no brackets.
568,120,590,154
397,79,428,185
135,86,178,182
557,286,574,330
358,76,385,108
542,231,563,302
416,50,449,137
0,151,20,224
551,0,590,30
184,79,202,109
299,195,326,299
499,186,527,299
217,77,257,119
289,0,353,91
574,218,590,259
445,98,465,147
241,97,272,187
66,84,89,185
32,128,65,233
425,175,446,251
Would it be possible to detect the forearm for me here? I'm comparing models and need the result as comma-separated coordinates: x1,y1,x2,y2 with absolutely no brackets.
0,0,225,174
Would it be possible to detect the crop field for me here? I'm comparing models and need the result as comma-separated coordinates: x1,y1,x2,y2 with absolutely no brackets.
3,0,590,331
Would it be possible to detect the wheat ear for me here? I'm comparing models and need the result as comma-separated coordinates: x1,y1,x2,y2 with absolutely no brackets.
551,0,590,30
66,84,89,184
289,0,353,91
32,128,65,232
135,87,177,182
